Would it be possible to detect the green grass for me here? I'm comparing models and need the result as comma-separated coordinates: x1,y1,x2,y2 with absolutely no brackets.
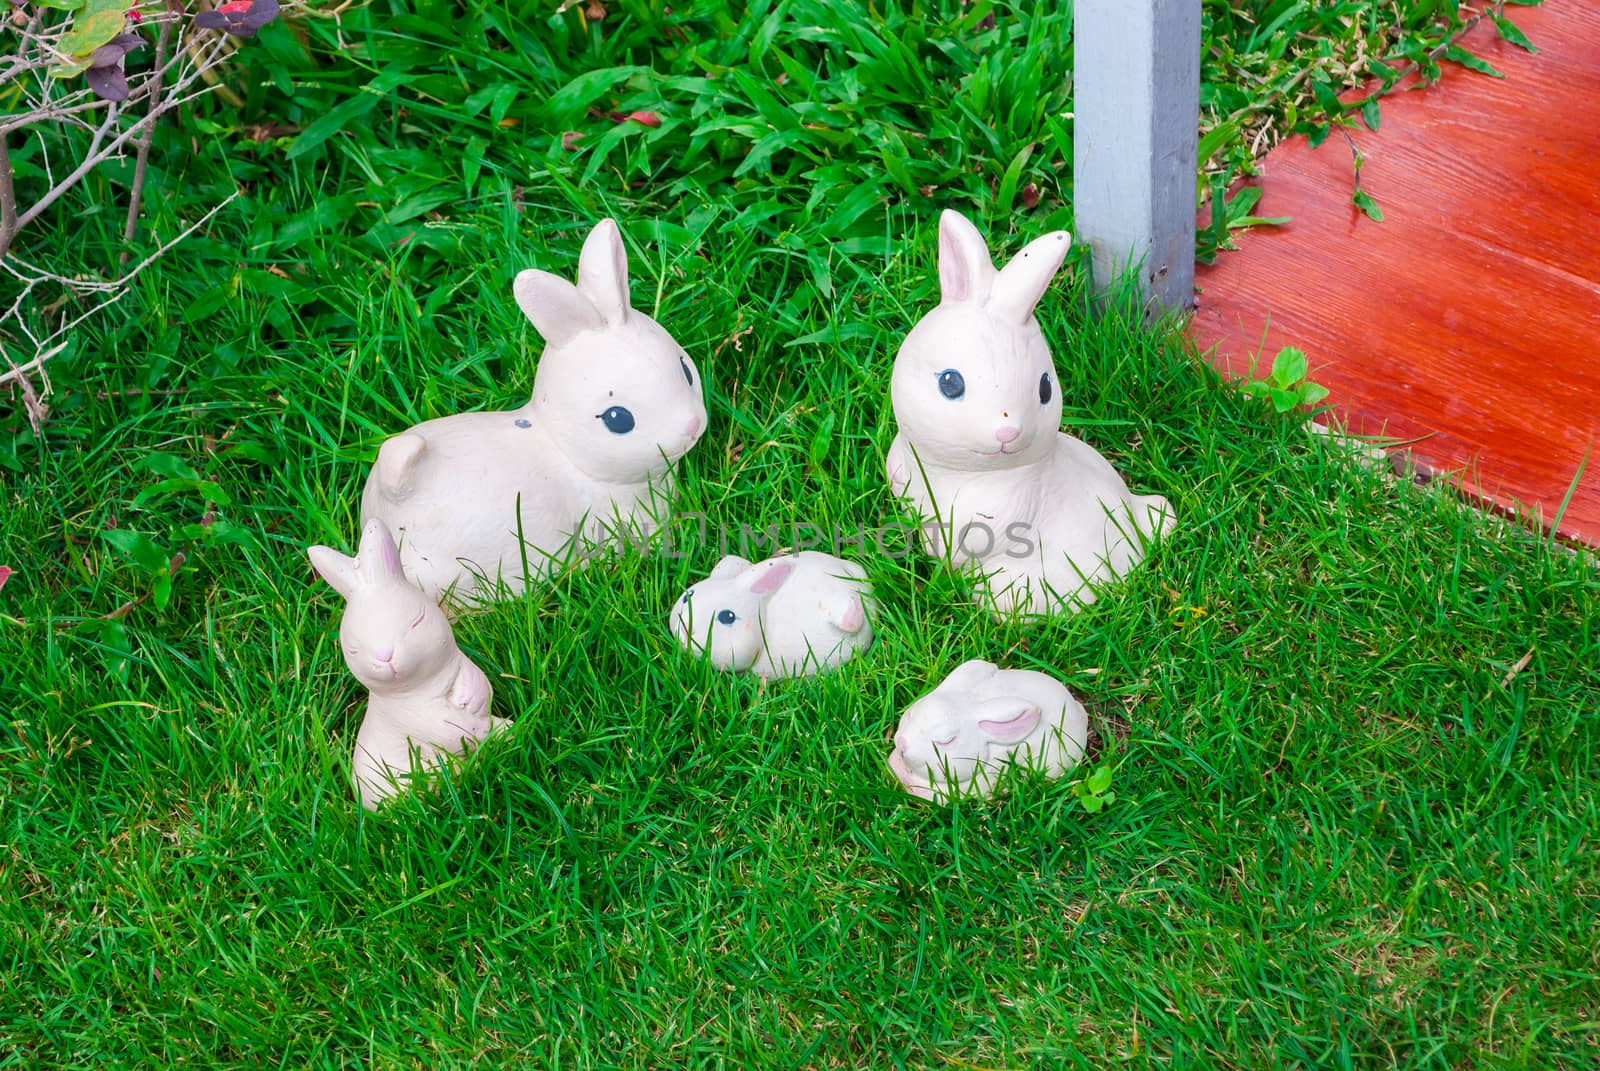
3,0,1597,1067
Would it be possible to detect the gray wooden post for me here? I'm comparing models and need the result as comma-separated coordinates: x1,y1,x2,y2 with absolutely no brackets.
1073,0,1201,314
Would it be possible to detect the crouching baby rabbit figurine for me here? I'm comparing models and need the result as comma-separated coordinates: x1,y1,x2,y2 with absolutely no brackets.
361,218,708,606
887,659,1088,802
309,519,510,810
670,551,876,679
885,210,1174,618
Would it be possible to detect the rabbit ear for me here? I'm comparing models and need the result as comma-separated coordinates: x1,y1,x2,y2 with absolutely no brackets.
355,519,404,585
943,659,1000,693
744,559,796,596
513,269,605,347
988,230,1072,325
709,555,753,581
576,218,631,326
308,544,358,600
975,699,1042,744
937,210,997,306
829,593,866,634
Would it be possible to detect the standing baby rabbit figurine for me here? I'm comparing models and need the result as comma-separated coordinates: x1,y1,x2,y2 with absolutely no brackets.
309,519,510,810
670,551,876,679
886,210,1174,618
887,659,1089,802
361,218,708,606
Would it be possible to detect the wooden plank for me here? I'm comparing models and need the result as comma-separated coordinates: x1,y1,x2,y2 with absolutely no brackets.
1189,2,1600,545
1074,0,1201,313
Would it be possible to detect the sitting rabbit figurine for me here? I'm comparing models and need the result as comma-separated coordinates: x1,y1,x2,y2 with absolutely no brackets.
887,659,1088,802
361,218,708,606
309,518,510,810
669,551,876,679
885,210,1174,617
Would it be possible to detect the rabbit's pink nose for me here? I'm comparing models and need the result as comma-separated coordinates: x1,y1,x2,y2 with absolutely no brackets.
684,415,703,438
894,733,908,753
373,644,394,662
994,424,1021,444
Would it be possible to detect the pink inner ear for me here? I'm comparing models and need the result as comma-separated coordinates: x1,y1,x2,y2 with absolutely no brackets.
371,525,402,578
979,707,1041,744
748,561,794,595
838,597,865,633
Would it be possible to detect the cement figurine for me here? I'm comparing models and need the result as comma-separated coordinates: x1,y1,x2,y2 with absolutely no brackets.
887,659,1088,802
670,551,875,679
309,519,510,810
361,218,708,606
885,210,1174,617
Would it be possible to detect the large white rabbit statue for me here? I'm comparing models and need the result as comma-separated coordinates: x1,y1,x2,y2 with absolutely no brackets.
669,551,875,679
885,210,1174,617
887,659,1088,802
361,218,708,605
309,519,510,810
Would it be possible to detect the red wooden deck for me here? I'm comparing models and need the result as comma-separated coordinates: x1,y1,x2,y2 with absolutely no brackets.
1189,2,1600,546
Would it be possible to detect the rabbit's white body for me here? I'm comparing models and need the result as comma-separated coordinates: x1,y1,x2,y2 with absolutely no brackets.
669,551,875,678
886,211,1173,617
309,519,510,810
359,402,676,604
887,659,1087,802
887,427,1171,615
361,219,706,606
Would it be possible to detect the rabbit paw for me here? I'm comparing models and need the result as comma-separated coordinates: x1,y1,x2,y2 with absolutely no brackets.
447,661,490,711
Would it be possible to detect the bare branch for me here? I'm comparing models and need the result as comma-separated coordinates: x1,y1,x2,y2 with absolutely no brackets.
12,72,226,241
0,340,68,392
9,101,120,246
0,193,239,399
122,14,178,269
0,133,17,255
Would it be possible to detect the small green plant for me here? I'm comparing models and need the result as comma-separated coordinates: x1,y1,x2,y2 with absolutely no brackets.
1195,176,1291,264
1240,346,1330,414
1071,764,1117,814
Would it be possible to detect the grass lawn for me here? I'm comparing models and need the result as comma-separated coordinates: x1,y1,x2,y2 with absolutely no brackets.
3,1,1596,1066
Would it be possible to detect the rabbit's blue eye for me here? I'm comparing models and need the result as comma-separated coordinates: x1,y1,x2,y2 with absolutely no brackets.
681,357,694,385
1039,373,1052,405
937,369,965,400
716,609,737,625
598,406,635,434
681,589,694,605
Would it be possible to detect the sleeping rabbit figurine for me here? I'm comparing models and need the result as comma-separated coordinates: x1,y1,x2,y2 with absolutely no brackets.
887,659,1088,802
669,551,876,679
361,218,707,606
885,210,1174,618
309,518,510,810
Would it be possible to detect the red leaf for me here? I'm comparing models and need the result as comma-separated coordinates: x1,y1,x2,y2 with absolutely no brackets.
624,110,661,127
561,131,583,150
0,565,12,592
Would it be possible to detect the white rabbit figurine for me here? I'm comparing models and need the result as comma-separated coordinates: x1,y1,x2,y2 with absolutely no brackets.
887,659,1088,802
361,218,708,606
309,518,510,810
669,551,876,679
885,210,1174,618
